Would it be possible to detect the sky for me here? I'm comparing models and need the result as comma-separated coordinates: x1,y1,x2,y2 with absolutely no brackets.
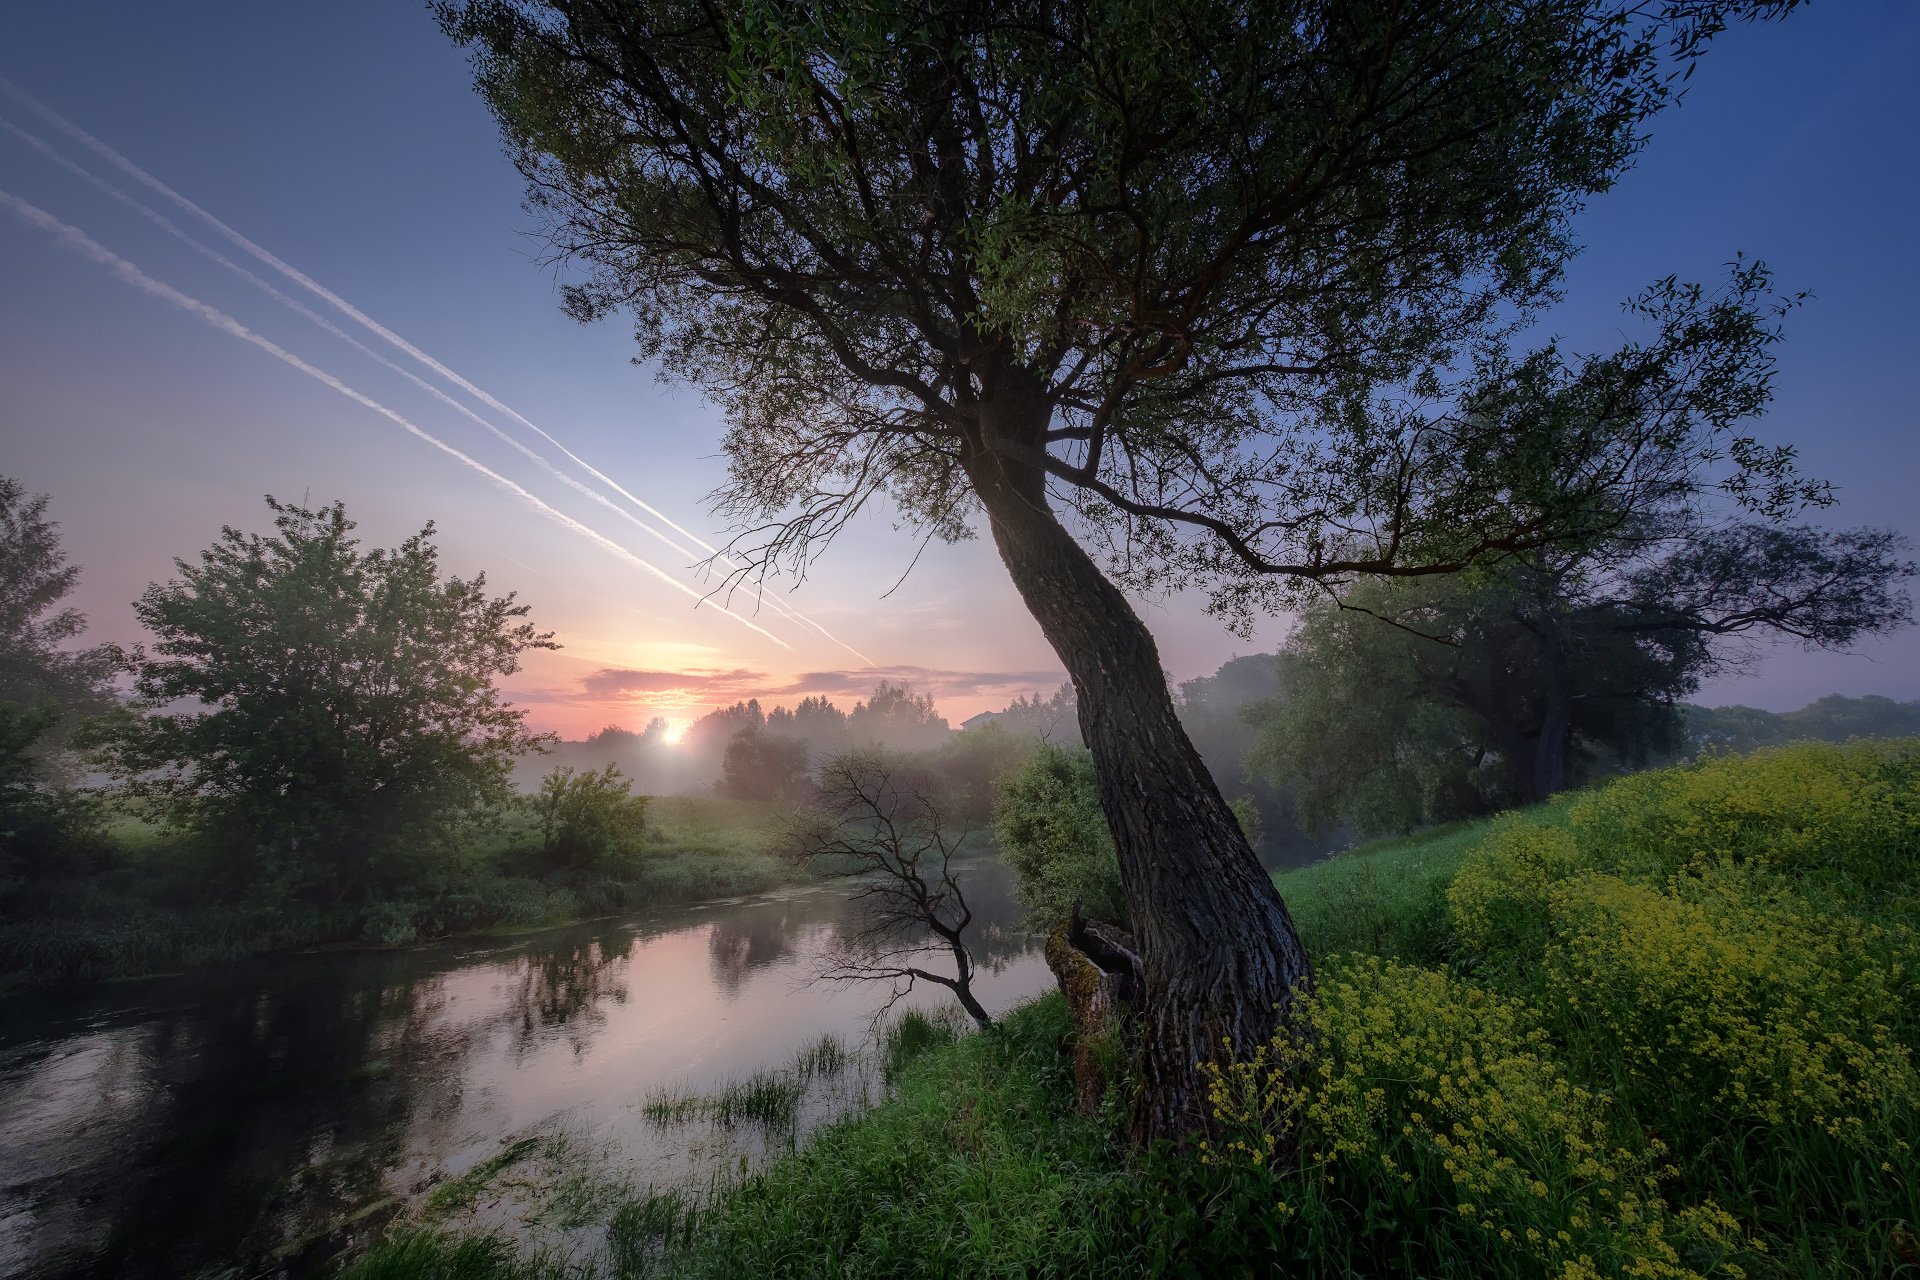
1,1,1916,739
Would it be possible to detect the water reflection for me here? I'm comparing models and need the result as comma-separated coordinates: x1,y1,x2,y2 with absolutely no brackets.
0,854,1045,1279
508,934,633,1059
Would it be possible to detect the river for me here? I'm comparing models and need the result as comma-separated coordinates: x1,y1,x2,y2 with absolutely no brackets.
0,855,1049,1279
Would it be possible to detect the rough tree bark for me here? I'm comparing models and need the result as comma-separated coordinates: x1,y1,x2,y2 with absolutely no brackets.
964,398,1313,1143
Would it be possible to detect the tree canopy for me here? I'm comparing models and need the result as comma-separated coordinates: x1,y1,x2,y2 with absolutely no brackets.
1249,522,1914,833
100,498,557,899
0,475,123,780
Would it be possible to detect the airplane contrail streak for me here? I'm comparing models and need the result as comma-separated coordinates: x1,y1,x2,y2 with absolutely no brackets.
0,187,792,650
0,114,708,564
0,78,876,667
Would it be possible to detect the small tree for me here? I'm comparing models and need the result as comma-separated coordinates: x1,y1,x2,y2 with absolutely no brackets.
100,497,557,899
0,703,105,881
784,750,992,1029
721,725,811,800
0,476,124,783
993,743,1125,932
531,763,650,871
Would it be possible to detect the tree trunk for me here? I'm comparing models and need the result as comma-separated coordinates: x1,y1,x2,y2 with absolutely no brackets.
962,419,1312,1144
1533,614,1574,801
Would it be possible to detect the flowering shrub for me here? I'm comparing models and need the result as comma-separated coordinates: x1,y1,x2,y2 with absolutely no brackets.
1446,819,1585,957
1544,867,1917,1138
1203,958,1761,1279
1204,742,1920,1275
1564,741,1920,893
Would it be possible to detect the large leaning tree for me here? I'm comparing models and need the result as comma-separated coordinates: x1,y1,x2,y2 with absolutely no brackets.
440,0,1803,1139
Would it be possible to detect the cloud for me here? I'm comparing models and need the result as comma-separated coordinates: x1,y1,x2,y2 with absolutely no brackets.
582,667,768,698
775,666,1065,700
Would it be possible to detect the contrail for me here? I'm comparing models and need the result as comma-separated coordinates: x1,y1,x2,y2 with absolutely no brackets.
0,113,706,563
0,187,792,650
0,78,876,667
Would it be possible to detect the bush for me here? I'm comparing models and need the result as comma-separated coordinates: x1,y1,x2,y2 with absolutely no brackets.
1444,818,1585,959
1542,866,1917,1140
993,744,1126,929
528,764,650,872
1203,956,1759,1280
1564,740,1920,895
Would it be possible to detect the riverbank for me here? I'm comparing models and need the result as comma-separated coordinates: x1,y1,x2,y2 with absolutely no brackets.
345,741,1920,1278
0,795,818,994
0,852,1049,1280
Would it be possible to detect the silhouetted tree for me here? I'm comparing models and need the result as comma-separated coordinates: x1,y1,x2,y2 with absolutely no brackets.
721,725,811,800
0,475,123,781
848,681,951,751
97,497,556,899
1249,523,1913,830
442,0,1806,1139
783,750,992,1028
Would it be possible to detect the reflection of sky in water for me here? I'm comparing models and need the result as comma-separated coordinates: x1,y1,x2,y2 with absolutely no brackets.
0,860,1048,1279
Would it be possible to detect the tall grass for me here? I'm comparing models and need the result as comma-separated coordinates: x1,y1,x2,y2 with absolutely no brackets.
641,1070,806,1131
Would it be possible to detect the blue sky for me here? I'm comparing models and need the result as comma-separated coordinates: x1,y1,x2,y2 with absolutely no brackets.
1,1,1915,734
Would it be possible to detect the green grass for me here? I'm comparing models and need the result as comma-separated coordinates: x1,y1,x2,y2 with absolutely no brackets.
653,997,1150,1280
426,1139,545,1215
641,1069,806,1132
879,1006,965,1081
1,794,827,993
1271,795,1576,964
789,1032,850,1083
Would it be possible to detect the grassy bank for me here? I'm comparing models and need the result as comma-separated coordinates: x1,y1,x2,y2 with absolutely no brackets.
342,740,1920,1278
0,795,814,994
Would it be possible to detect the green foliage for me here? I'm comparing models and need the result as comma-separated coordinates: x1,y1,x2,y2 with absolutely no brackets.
1247,529,1912,832
0,794,822,991
992,744,1125,930
95,497,556,901
1246,625,1500,837
0,700,105,881
1686,694,1920,755
665,996,1143,1280
529,764,649,872
930,722,1042,822
719,726,810,801
439,0,1813,626
0,475,124,780
1201,741,1920,1278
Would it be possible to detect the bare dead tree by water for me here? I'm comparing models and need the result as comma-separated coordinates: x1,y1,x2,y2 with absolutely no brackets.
785,751,992,1030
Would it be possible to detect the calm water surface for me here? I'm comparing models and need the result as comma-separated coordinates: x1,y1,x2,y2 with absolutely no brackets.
0,856,1047,1279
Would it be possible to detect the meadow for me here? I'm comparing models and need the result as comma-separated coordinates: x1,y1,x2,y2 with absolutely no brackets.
345,740,1920,1278
0,794,813,993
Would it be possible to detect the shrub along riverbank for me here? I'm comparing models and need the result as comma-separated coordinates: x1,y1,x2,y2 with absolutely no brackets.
0,795,816,994
345,740,1920,1278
